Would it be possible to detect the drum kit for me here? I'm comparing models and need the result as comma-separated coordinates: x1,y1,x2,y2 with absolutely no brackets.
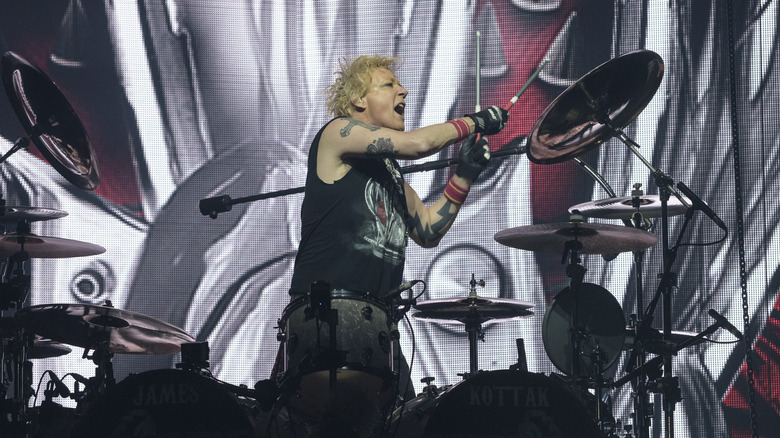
0,46,735,438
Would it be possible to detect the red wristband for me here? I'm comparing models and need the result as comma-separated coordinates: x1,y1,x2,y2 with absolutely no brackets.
443,177,469,205
445,119,470,143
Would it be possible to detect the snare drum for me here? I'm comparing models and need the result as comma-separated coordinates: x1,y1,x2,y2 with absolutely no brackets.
278,290,396,420
389,370,606,438
71,369,261,437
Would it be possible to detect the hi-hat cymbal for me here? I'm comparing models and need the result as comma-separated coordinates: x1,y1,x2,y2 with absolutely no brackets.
0,206,68,222
494,221,658,254
15,303,196,355
569,195,691,220
1,51,100,190
413,296,534,325
0,232,105,258
527,50,664,164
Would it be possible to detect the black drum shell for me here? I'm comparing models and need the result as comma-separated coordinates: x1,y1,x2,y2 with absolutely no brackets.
390,370,607,438
70,369,261,438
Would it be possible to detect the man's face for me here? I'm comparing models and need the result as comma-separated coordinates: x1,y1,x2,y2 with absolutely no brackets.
358,67,407,131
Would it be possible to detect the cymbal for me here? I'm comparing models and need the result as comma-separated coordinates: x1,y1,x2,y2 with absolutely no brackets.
413,296,534,325
0,233,105,258
494,221,658,254
28,339,73,359
542,283,626,377
569,195,690,220
527,50,664,164
15,303,196,355
1,51,100,190
0,206,68,222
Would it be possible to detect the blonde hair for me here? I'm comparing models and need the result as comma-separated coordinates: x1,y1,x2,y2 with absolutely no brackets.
324,55,400,117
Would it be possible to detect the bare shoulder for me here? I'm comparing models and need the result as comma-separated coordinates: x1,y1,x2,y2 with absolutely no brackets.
321,117,399,159
322,117,380,141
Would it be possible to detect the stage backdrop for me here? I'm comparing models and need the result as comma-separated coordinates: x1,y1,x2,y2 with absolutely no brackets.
1,1,778,437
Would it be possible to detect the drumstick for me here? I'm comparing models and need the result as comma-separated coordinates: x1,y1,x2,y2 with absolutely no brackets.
475,31,481,112
504,56,549,111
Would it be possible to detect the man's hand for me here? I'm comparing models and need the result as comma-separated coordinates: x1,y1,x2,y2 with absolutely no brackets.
455,133,491,182
465,105,509,135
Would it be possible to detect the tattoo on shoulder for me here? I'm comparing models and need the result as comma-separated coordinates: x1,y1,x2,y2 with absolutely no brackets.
340,118,380,137
366,138,398,157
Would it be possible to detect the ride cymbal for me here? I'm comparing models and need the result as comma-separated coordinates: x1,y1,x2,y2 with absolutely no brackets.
15,303,196,355
494,221,658,254
527,50,664,164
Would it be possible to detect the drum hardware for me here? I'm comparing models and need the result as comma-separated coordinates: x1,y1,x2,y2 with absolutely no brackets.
412,274,534,376
177,340,210,372
525,48,734,437
508,338,528,372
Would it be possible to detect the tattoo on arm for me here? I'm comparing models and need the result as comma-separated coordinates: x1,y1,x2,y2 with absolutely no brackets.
366,137,398,157
411,201,457,245
340,118,380,137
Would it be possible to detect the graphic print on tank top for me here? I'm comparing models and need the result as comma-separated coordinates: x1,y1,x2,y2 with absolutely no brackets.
356,177,407,266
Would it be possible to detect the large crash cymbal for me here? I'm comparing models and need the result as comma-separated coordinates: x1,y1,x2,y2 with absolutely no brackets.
569,195,690,220
413,296,534,325
1,51,99,190
15,304,196,355
527,50,664,164
0,232,105,258
494,221,658,254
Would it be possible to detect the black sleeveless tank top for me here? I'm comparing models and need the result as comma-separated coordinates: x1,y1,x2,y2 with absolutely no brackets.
289,118,408,296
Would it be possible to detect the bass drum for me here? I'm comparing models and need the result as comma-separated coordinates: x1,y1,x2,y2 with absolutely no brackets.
389,370,606,438
70,369,261,438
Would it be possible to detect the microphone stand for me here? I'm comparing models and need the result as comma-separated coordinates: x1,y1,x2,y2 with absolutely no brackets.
199,141,527,218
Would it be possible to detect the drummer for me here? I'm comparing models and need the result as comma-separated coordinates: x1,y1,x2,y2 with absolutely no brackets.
286,54,508,432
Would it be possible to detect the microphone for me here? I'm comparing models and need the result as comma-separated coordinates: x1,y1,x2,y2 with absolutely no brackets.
199,195,233,218
47,370,71,397
385,280,421,301
676,182,727,232
709,309,743,340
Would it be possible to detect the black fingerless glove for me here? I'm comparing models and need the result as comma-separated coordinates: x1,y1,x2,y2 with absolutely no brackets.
465,105,509,136
455,133,491,182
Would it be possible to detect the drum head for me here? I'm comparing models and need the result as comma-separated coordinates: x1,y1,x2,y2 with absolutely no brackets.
72,369,259,437
391,370,605,437
542,283,626,377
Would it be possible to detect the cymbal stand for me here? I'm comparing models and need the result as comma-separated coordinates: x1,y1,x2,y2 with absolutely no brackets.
560,213,587,381
625,183,652,438
464,274,486,377
76,333,115,406
604,121,696,438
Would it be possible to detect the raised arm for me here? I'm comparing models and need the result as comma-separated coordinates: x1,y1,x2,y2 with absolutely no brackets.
405,134,491,248
317,106,506,183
